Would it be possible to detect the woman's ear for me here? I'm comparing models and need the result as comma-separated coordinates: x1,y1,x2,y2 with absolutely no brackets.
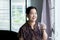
26,14,29,21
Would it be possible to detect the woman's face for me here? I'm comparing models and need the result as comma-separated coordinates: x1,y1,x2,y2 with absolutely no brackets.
28,9,37,22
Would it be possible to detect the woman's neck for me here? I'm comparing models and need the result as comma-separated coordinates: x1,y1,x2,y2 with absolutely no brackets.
28,21,36,29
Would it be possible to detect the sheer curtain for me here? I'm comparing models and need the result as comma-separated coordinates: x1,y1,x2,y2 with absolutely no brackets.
41,0,55,40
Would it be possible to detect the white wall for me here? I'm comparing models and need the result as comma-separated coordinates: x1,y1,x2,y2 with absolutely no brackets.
55,0,60,40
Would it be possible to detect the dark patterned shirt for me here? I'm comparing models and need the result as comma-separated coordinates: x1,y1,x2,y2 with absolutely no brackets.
18,22,43,40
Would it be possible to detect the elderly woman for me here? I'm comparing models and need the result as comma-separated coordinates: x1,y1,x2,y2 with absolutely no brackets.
18,6,48,40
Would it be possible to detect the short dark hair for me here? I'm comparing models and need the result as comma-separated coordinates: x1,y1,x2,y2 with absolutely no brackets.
26,6,37,15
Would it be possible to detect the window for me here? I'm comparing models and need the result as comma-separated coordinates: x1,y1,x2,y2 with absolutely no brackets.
0,0,26,33
0,0,10,30
11,0,26,32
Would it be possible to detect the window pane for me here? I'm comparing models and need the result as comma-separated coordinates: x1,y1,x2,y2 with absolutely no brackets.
0,0,10,30
11,0,26,32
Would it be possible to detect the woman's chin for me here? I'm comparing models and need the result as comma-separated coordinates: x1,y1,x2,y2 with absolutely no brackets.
31,20,36,22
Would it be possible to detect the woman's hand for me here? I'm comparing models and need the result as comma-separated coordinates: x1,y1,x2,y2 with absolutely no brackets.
40,23,48,40
40,23,46,30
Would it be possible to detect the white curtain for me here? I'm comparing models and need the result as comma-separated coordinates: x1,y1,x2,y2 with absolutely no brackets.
41,0,53,40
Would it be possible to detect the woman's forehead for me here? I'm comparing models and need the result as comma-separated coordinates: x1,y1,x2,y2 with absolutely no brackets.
30,9,37,13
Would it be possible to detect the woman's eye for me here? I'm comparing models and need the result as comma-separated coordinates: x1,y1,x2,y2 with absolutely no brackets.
29,13,37,15
30,13,33,15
